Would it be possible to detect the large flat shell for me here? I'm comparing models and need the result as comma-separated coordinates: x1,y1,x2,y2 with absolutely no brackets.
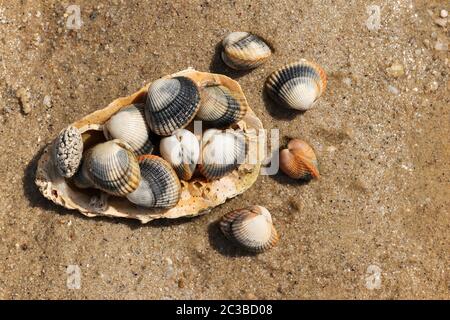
35,68,263,223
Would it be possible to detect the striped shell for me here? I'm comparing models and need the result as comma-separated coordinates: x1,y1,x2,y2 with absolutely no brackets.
196,84,247,128
198,128,246,181
126,155,181,208
159,129,200,181
145,76,201,136
52,126,83,178
266,59,327,111
221,32,272,70
104,103,154,155
220,205,279,252
82,140,141,196
279,139,320,180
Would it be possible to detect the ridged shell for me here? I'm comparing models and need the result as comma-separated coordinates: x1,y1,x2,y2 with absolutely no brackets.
52,126,83,178
266,59,327,111
126,155,181,208
279,139,320,180
83,140,141,196
221,32,272,70
198,129,246,181
159,129,200,181
220,205,279,252
145,76,201,136
196,84,247,128
104,103,153,155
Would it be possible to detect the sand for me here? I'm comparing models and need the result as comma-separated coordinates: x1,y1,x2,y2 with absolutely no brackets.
0,0,448,299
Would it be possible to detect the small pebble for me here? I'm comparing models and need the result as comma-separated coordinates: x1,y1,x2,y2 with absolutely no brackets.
435,40,448,51
388,85,400,95
43,95,51,108
16,87,32,114
428,81,439,92
434,18,447,27
386,62,405,78
440,9,448,18
342,77,352,86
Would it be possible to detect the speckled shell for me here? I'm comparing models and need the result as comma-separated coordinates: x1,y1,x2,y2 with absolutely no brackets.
198,128,246,181
145,76,201,136
83,140,141,196
279,139,320,180
159,129,200,181
221,32,272,70
35,69,264,223
266,59,327,111
103,103,153,155
127,155,181,208
196,84,247,128
220,205,279,252
52,126,83,178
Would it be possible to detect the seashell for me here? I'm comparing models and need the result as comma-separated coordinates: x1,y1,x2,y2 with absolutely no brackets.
220,205,279,252
36,69,263,223
196,84,247,128
83,140,141,196
279,139,320,180
159,129,200,181
198,128,246,180
221,32,272,70
104,103,154,155
52,126,83,178
127,155,181,208
265,59,327,111
145,76,201,136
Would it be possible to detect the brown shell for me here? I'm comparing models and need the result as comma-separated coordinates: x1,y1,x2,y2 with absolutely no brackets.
35,69,263,223
279,139,320,180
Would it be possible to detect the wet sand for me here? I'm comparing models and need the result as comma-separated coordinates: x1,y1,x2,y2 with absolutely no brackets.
0,0,448,299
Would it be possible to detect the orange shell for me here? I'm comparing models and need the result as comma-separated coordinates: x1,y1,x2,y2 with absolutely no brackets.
279,139,320,180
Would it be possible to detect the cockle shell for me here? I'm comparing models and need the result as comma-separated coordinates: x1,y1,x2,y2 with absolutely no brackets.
52,126,83,178
145,76,201,136
159,129,200,181
127,155,181,208
35,69,263,223
196,84,247,128
266,59,327,111
220,205,279,252
279,139,320,180
103,103,153,155
221,32,272,70
198,128,246,181
82,139,141,196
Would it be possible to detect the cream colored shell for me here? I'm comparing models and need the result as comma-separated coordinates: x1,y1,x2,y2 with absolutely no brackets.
35,68,263,223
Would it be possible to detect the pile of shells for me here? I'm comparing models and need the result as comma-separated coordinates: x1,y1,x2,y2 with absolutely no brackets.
36,69,263,223
36,31,328,253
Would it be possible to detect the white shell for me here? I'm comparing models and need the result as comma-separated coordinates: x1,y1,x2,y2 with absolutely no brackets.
52,126,83,178
221,32,272,70
127,156,181,208
159,129,200,181
199,128,246,180
265,59,327,111
220,205,279,252
104,103,153,155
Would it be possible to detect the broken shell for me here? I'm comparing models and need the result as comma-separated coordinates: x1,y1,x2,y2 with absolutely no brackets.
36,69,263,223
145,76,201,136
221,32,272,70
279,139,320,180
220,205,279,252
127,155,181,208
83,140,141,196
196,84,247,128
159,129,200,181
198,128,246,180
52,126,83,178
104,103,154,155
266,59,327,111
